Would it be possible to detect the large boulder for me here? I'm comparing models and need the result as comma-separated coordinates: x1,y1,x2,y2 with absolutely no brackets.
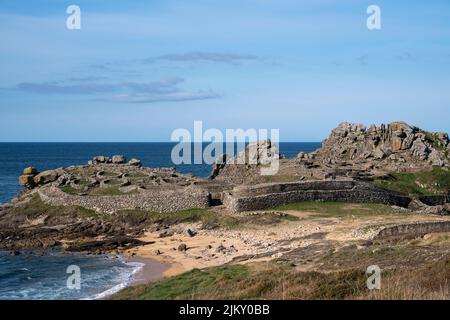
20,167,39,189
92,156,109,164
23,167,37,175
112,155,126,164
233,140,279,166
33,168,64,185
389,121,414,151
210,154,227,179
410,139,430,161
209,140,280,181
19,175,35,189
128,158,141,167
428,150,446,167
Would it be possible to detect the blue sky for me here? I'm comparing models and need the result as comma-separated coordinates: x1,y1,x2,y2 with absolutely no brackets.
1,0,450,142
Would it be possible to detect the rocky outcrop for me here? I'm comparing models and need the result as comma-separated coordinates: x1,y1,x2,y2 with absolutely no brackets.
19,167,40,189
318,121,449,167
88,155,134,166
19,167,65,189
210,154,227,180
33,168,64,185
211,122,450,184
128,158,141,167
112,155,126,164
19,174,36,189
210,140,281,182
91,156,110,164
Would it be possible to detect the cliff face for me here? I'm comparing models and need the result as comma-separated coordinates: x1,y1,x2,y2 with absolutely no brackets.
317,121,450,167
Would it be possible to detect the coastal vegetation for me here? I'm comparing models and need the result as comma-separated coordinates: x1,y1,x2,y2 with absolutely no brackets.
8,194,98,219
111,248,450,300
373,167,450,197
273,201,403,218
116,208,239,229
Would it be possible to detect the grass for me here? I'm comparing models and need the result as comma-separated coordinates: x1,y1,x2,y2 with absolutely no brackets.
66,167,97,176
74,179,92,186
111,265,251,300
125,172,148,178
99,171,119,177
272,201,401,218
424,131,448,151
115,208,239,228
111,254,450,300
60,186,81,195
89,187,129,196
373,167,450,197
103,179,122,186
10,194,98,218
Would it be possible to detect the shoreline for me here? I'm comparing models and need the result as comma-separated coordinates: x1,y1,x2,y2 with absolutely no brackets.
93,254,172,300
126,255,171,286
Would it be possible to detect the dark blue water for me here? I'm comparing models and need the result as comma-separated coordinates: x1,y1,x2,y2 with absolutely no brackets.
0,249,143,300
0,142,320,204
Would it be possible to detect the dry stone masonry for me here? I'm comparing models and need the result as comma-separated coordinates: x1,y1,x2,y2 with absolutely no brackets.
223,180,411,213
15,122,450,216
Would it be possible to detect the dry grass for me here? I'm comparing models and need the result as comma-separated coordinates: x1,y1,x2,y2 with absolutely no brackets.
111,253,450,300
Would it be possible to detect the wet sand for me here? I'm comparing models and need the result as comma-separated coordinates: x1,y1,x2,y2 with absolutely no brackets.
127,256,171,286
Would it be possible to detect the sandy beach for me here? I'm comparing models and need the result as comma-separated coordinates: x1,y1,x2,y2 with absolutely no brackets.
127,256,171,285
123,211,450,283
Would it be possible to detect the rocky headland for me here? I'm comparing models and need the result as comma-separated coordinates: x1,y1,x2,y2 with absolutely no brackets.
1,121,450,299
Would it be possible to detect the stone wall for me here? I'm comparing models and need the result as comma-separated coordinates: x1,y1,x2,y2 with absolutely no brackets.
373,221,450,240
419,194,450,206
38,185,210,214
223,180,412,213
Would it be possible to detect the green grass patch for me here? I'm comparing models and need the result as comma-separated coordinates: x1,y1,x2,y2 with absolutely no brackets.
373,167,450,197
111,265,250,300
74,179,92,186
100,171,119,177
89,187,127,196
125,172,148,178
103,179,122,186
116,208,239,228
272,201,401,218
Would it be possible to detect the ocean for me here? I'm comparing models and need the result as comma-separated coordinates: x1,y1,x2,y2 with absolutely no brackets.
0,249,144,300
0,142,320,300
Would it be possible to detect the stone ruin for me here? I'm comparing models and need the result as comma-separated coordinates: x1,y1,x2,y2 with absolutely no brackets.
18,155,210,213
16,122,450,215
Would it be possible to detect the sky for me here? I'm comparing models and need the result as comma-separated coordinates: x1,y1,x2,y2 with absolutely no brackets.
0,0,450,142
